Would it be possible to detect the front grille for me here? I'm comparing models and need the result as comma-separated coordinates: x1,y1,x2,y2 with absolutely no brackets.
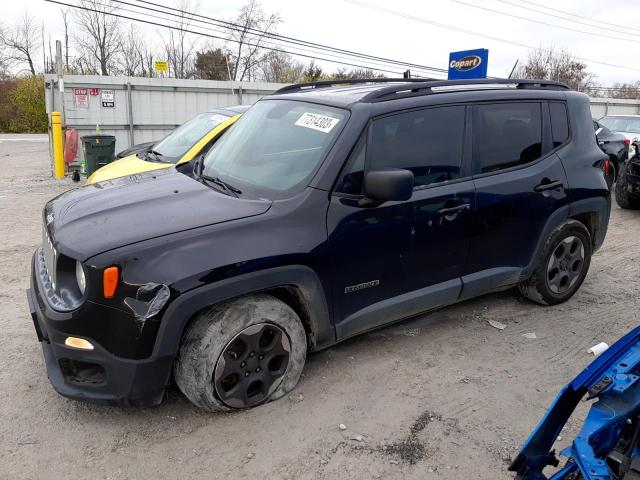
42,224,57,290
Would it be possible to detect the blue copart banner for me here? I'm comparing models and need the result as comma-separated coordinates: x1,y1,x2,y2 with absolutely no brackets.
448,49,489,80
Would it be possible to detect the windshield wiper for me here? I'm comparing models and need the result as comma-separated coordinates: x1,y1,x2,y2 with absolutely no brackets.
146,149,171,163
199,173,242,196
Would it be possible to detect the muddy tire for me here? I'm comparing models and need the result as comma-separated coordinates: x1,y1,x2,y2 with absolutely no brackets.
174,294,307,412
519,220,592,306
615,161,640,209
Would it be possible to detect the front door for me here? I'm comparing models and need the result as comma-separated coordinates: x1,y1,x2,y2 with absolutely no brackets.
327,133,414,338
327,104,473,339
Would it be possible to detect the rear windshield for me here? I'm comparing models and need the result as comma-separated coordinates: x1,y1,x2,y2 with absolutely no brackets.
599,116,640,134
202,100,347,197
153,112,232,161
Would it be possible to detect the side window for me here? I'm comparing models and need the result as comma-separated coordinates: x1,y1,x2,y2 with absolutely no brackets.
549,102,569,147
334,133,366,195
370,106,465,187
473,103,542,173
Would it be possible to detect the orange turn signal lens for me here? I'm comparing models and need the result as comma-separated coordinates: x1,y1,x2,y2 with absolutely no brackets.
103,266,119,298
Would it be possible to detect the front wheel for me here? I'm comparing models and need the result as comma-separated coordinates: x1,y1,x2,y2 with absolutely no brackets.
174,294,307,412
519,220,592,305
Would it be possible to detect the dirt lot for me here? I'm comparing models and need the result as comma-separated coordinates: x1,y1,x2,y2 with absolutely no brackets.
1,134,639,480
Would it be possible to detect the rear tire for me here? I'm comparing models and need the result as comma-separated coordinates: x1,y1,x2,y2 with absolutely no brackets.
174,293,307,412
615,161,640,209
519,220,592,306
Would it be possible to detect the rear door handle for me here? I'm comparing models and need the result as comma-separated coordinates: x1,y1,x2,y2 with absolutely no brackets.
534,180,563,192
437,203,471,216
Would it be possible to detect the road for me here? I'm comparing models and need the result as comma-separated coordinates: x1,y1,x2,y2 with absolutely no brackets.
1,134,639,479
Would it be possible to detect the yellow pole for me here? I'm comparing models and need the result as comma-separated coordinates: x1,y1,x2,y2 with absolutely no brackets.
52,112,64,179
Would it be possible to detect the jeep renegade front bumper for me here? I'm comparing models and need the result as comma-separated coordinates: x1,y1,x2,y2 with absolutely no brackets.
27,252,173,406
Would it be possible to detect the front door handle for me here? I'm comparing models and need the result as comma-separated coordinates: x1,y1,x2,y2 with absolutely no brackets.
534,180,563,192
437,203,471,216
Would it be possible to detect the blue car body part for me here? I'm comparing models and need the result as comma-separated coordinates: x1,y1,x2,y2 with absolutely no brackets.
511,326,640,479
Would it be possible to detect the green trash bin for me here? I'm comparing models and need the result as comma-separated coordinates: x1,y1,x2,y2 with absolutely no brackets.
81,135,116,176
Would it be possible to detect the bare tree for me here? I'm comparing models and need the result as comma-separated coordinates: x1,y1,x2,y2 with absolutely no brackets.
227,0,280,81
69,55,99,75
0,12,41,75
72,0,122,75
161,0,200,79
330,67,385,80
607,81,640,100
118,25,146,76
60,8,70,71
514,46,595,92
140,45,159,78
134,39,160,78
46,34,54,74
0,40,10,79
260,51,305,83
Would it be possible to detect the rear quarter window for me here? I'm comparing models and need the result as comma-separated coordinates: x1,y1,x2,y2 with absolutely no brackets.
549,102,569,148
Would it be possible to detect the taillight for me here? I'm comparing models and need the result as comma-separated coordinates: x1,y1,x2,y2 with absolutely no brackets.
624,139,631,146
604,159,611,175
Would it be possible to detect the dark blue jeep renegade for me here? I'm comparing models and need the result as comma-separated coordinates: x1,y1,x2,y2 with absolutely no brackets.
27,78,610,411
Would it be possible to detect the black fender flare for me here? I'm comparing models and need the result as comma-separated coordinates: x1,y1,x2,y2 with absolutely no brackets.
152,265,334,358
521,196,609,281
569,196,611,251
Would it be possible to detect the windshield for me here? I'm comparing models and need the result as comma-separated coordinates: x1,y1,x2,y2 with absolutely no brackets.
201,100,346,197
599,116,640,134
153,112,232,161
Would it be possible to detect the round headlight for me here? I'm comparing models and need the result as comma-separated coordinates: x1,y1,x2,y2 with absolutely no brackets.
75,261,86,295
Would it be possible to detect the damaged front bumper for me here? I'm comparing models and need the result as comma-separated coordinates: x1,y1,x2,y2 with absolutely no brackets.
510,326,640,479
28,252,174,406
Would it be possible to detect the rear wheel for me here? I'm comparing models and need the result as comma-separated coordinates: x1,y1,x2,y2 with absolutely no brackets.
615,161,640,209
174,294,307,412
519,220,592,305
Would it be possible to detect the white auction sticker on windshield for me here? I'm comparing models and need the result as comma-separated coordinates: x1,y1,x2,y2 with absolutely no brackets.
295,112,340,133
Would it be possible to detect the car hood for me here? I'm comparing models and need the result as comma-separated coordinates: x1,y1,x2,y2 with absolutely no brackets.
618,131,639,141
46,168,272,261
86,154,173,184
510,326,640,478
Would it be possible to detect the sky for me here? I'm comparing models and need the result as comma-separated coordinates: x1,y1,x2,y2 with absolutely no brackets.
4,0,640,86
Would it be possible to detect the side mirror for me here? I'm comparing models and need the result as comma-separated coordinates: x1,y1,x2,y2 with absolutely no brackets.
364,169,414,202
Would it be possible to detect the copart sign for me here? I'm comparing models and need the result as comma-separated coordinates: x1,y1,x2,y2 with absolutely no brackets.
448,48,489,80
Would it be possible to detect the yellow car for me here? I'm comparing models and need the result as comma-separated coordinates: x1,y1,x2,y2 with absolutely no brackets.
86,105,250,184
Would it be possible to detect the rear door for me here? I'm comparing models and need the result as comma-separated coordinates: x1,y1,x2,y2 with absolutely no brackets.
462,101,570,298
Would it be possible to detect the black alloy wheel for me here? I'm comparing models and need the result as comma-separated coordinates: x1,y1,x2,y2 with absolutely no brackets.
546,235,585,295
213,323,291,409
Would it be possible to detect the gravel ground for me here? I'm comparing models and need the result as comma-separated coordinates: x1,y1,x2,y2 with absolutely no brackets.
1,134,639,480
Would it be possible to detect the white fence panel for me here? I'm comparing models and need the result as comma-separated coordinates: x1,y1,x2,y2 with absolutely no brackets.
590,97,640,119
44,74,286,164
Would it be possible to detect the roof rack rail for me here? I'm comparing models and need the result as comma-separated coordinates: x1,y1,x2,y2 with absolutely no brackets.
362,78,570,102
272,77,438,95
